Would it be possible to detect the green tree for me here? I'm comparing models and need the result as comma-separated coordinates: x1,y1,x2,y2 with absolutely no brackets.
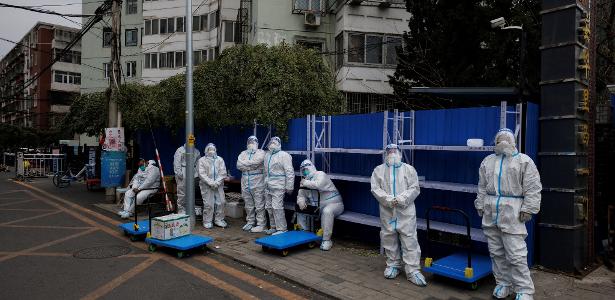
64,43,343,137
390,0,541,108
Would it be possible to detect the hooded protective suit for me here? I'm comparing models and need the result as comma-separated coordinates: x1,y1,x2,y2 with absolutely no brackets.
198,144,228,227
297,159,344,250
263,137,294,234
237,136,266,231
173,145,201,214
475,128,542,299
122,160,160,218
370,144,426,286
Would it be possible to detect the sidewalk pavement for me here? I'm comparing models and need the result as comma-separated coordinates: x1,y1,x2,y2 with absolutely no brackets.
193,218,615,300
17,176,615,300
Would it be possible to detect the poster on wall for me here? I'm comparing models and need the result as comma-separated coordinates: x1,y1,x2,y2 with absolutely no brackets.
101,151,126,187
103,127,125,151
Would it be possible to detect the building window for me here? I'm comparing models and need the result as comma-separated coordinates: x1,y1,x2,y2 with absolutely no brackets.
335,33,343,69
348,33,364,63
297,40,323,52
175,51,185,67
167,52,175,68
160,18,168,34
126,0,137,14
208,48,214,61
294,0,321,12
208,10,219,31
366,35,383,64
385,36,402,65
103,63,110,78
176,17,185,32
145,20,151,35
126,61,137,77
201,15,208,31
159,52,167,68
151,19,159,35
103,27,112,47
192,16,201,31
193,51,202,65
150,53,158,68
223,21,234,42
144,54,150,68
201,49,208,62
125,29,138,46
167,18,175,33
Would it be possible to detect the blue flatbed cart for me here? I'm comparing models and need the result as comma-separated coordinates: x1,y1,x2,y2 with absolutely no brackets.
145,234,214,258
422,206,493,290
255,188,322,256
118,188,162,242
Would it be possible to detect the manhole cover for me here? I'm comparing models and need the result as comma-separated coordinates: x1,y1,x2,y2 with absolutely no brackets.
73,245,131,259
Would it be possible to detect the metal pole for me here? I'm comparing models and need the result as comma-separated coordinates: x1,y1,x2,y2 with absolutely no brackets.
185,0,196,229
106,0,121,202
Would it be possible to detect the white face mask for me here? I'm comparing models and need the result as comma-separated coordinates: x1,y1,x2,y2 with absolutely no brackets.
207,149,216,157
386,153,401,166
268,142,281,152
247,143,257,151
495,141,515,156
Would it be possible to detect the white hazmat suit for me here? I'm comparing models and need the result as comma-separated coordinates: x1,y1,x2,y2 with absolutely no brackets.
475,129,541,300
297,159,344,251
263,137,295,235
370,144,427,287
173,145,201,215
198,143,228,228
121,160,161,219
236,136,266,232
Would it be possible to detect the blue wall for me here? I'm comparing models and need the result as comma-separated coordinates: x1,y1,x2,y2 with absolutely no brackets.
136,104,540,262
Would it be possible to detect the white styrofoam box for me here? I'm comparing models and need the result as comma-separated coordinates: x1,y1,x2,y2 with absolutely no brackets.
467,138,484,147
225,201,244,219
151,213,190,240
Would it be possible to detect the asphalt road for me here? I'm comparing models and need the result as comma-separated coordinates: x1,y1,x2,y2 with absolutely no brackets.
0,173,329,300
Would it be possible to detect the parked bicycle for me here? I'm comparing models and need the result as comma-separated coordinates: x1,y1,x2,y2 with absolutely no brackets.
53,164,91,188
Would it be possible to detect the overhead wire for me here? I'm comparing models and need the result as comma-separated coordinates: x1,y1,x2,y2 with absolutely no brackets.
0,2,96,17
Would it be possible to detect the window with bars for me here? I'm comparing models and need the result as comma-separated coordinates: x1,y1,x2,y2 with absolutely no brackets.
54,71,81,85
346,32,402,66
102,27,112,47
126,0,137,14
125,29,138,46
176,17,185,32
126,61,137,77
294,0,322,12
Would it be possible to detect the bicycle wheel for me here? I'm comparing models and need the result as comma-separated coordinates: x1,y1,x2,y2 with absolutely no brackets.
53,173,60,187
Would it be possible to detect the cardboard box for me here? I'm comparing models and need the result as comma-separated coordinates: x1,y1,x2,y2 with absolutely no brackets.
151,214,190,240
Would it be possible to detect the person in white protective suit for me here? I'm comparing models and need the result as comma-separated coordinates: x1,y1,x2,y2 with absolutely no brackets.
173,144,201,215
263,136,295,235
198,143,228,229
236,136,266,232
370,144,427,287
475,128,542,300
118,158,146,216
120,160,161,219
296,159,344,251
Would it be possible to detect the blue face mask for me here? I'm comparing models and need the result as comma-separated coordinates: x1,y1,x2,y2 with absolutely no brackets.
139,165,146,171
302,169,310,177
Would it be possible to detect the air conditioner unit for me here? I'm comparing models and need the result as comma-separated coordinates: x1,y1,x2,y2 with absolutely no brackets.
304,11,321,27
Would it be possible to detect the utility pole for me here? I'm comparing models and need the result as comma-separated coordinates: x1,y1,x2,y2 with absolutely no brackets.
185,0,196,229
106,0,121,202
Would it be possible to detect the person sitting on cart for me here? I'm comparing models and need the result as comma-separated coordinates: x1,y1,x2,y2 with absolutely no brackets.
370,144,427,287
474,129,542,300
296,159,344,251
119,160,160,219
118,158,146,216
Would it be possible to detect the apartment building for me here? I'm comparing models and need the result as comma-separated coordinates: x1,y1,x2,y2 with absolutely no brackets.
239,0,408,113
0,22,81,129
141,0,239,83
80,0,144,94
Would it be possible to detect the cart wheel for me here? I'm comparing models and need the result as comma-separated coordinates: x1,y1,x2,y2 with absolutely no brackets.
281,250,290,257
123,230,129,236
262,246,270,252
148,244,156,252
177,251,185,258
307,242,316,249
470,281,479,290
129,235,138,242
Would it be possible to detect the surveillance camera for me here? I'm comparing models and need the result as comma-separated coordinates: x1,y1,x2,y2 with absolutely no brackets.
490,17,506,29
